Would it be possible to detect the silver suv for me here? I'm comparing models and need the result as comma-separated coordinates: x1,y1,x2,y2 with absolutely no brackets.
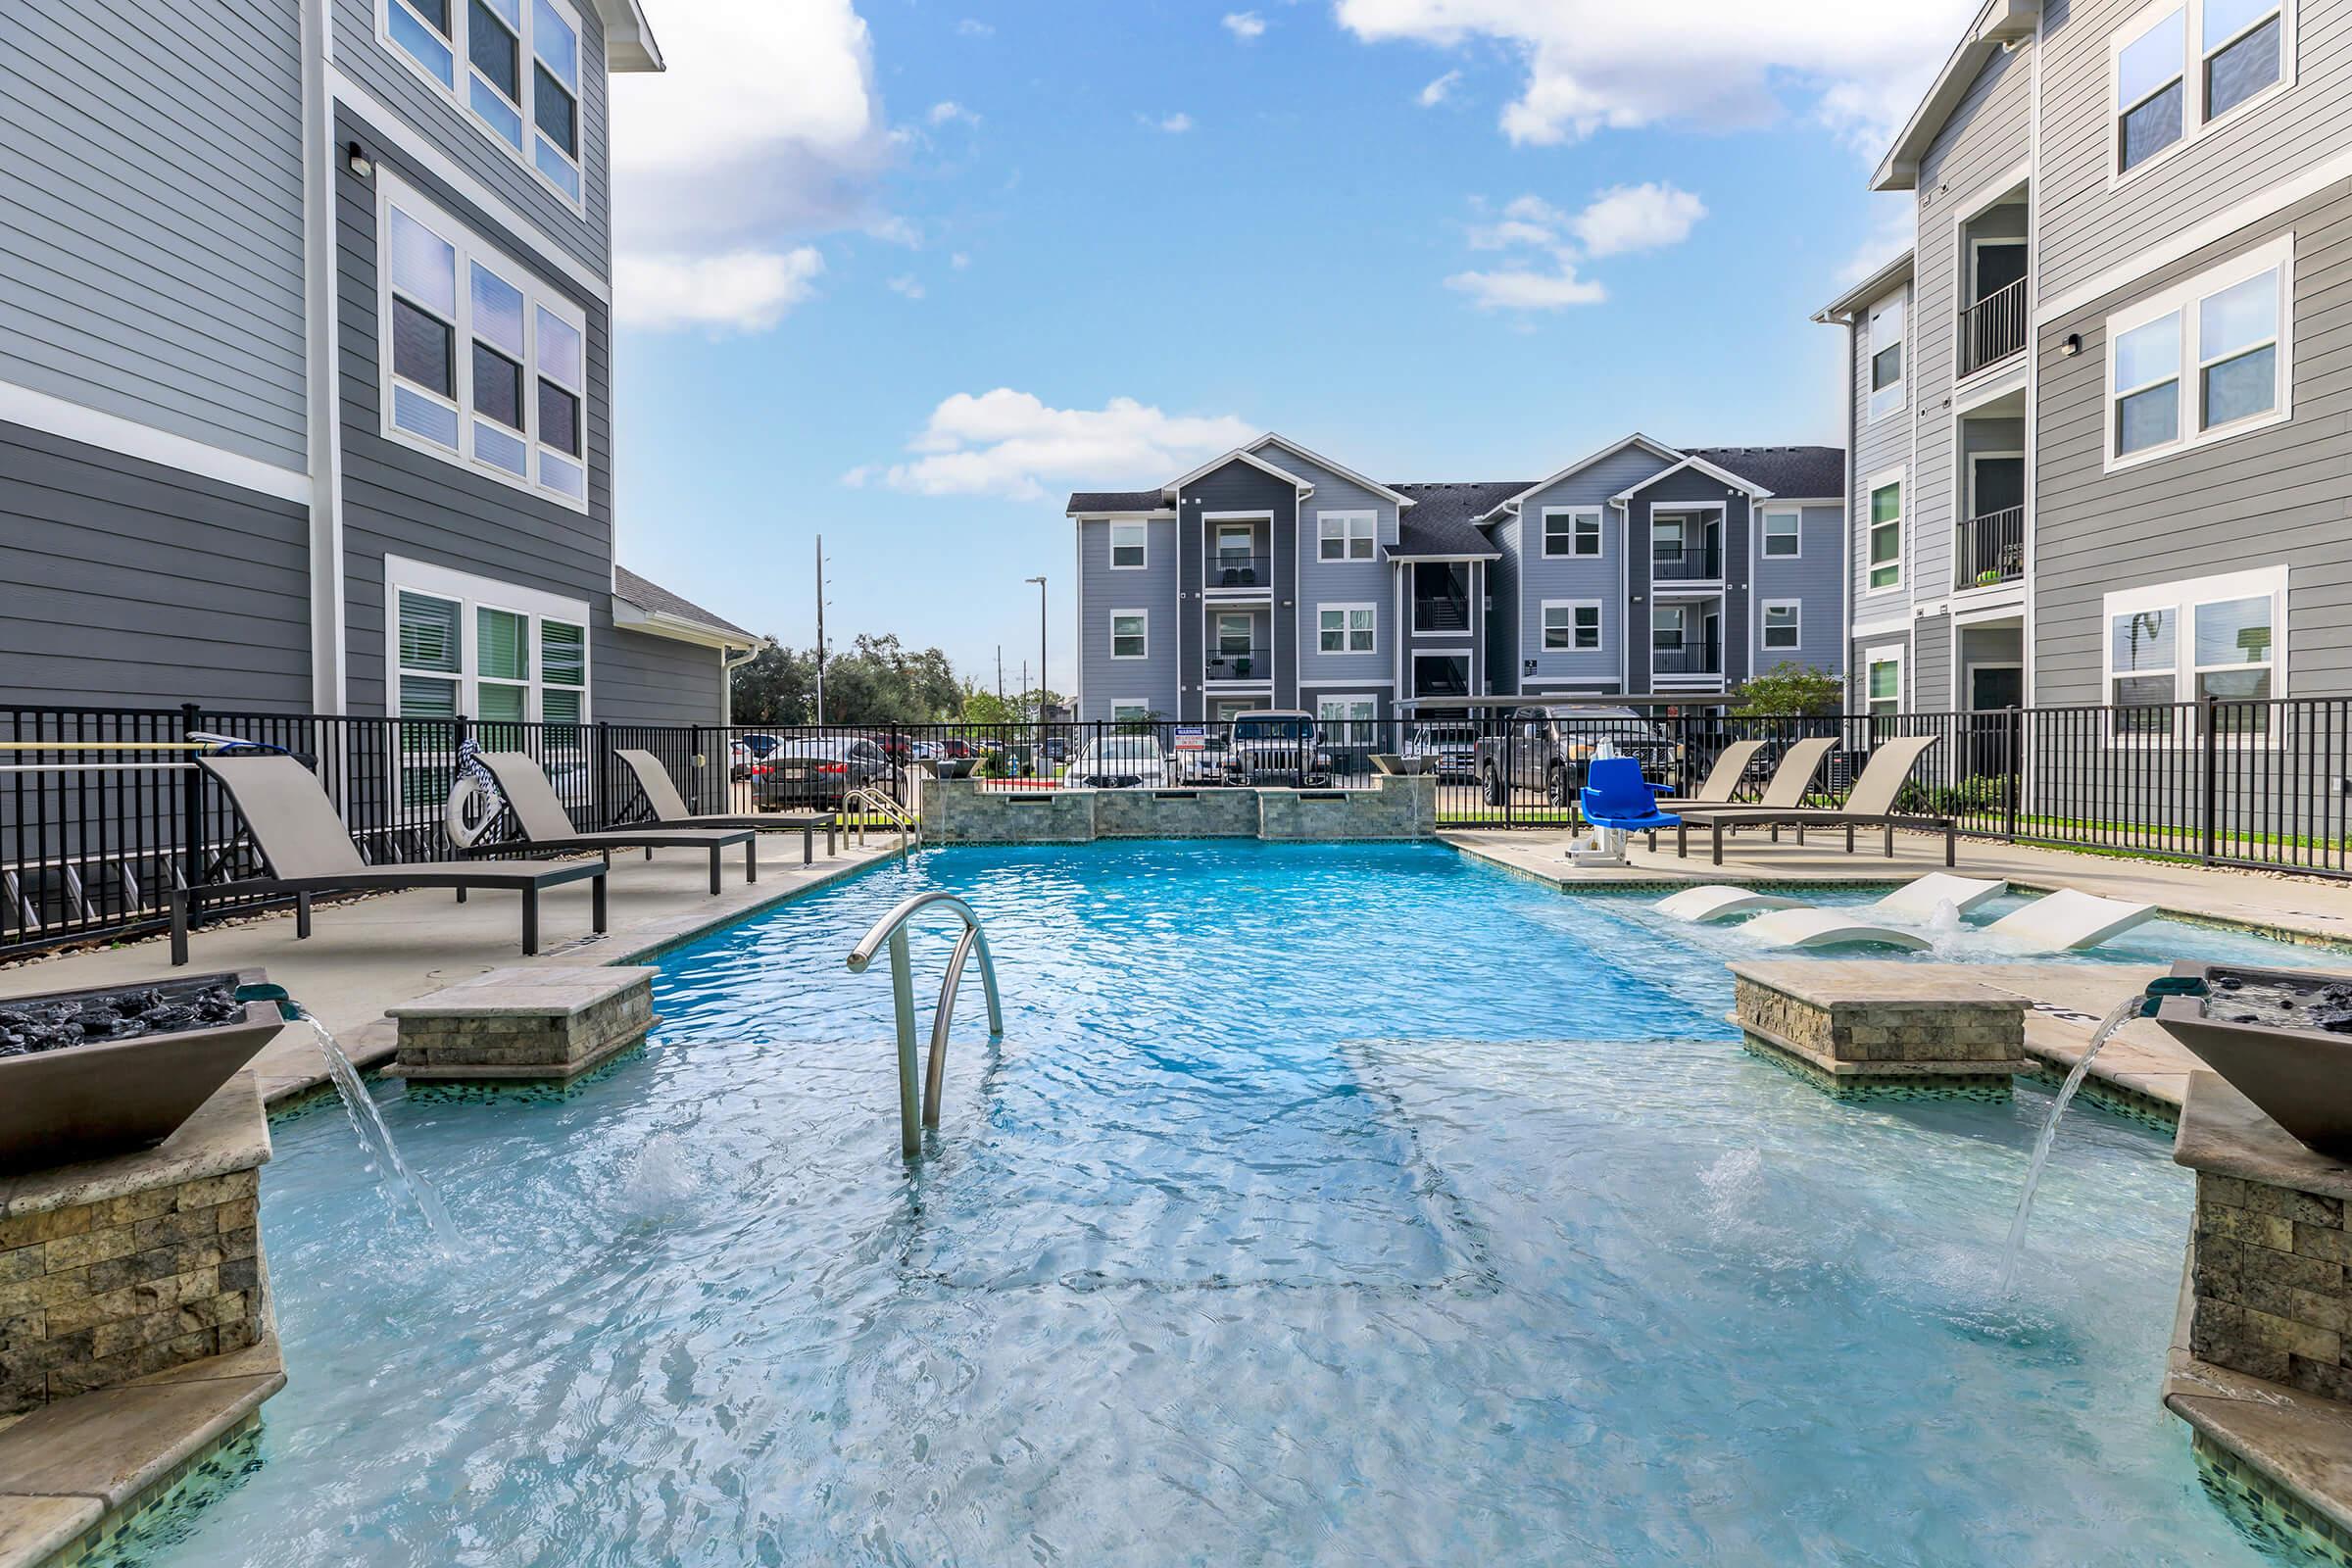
1220,710,1333,787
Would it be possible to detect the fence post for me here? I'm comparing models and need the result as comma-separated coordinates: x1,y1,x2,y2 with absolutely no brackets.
593,720,612,828
2004,707,2022,843
176,702,204,920
688,725,705,816
2200,693,2220,865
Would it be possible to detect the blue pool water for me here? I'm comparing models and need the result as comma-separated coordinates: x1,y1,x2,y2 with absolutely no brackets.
135,841,2337,1566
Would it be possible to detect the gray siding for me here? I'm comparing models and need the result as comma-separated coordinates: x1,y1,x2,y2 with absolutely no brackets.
1178,461,1299,717
331,0,612,276
1910,42,2034,609
1515,443,1673,688
597,630,724,724
1850,280,1914,619
0,423,312,709
2038,0,2352,304
1265,444,1398,691
0,0,309,470
1076,516,1179,720
1913,612,1954,709
2034,178,2352,703
1629,465,1750,689
1486,514,1519,692
335,112,616,716
1752,503,1845,674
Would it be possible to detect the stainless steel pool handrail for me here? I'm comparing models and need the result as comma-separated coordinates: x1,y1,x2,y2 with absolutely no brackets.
844,786,919,852
846,890,1004,1157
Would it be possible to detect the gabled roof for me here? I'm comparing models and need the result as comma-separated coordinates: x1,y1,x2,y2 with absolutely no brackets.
1162,445,1315,499
612,565,758,647
1682,446,1845,500
1610,453,1778,503
1065,490,1170,515
1871,0,2038,191
1472,432,1685,522
1248,433,1418,508
595,0,664,72
1815,250,1915,324
1389,483,1525,558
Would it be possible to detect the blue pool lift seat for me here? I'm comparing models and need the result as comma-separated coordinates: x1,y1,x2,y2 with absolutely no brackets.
1579,757,1682,834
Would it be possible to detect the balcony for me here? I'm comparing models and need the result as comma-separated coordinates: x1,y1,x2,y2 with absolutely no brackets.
1204,646,1272,682
1955,507,2025,590
1651,638,1723,677
1651,545,1724,582
1205,555,1273,591
1413,594,1469,634
1959,276,2028,378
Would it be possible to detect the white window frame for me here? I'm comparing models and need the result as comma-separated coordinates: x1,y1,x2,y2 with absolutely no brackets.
1315,694,1378,725
1317,603,1376,655
1761,599,1802,653
1542,507,1601,559
1864,645,1905,721
2109,0,2295,188
2100,564,2287,745
1316,511,1377,563
1213,611,1255,656
1759,506,1802,560
2103,232,2293,472
376,173,592,514
385,554,591,725
1109,609,1149,661
1863,469,1904,594
1540,599,1601,654
1108,520,1148,569
378,0,590,215
1868,292,1906,421
1109,701,1152,724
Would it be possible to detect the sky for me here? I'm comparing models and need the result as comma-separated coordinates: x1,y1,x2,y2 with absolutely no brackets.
607,0,1974,698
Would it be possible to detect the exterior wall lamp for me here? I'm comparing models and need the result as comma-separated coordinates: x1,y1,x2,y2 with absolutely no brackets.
346,141,374,178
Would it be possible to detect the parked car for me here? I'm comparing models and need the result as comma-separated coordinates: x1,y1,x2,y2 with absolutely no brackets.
727,733,786,779
1062,735,1168,789
1403,722,1480,780
935,738,977,760
750,736,895,809
1475,707,1680,807
1220,710,1332,787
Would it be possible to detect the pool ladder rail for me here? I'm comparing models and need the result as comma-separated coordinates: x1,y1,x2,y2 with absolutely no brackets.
844,786,919,853
846,890,1004,1157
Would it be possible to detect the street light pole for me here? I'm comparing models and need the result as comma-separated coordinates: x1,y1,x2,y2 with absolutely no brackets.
1024,575,1047,721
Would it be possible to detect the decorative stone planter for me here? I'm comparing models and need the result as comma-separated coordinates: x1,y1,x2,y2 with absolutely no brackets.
1730,961,2027,1098
2151,961,2352,1155
0,970,283,1175
389,966,658,1088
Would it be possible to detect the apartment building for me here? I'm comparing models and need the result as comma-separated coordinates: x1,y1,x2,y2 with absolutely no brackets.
1818,0,2329,723
0,0,757,721
1065,433,1843,724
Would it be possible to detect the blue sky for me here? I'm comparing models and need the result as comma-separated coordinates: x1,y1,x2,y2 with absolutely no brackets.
607,0,1969,696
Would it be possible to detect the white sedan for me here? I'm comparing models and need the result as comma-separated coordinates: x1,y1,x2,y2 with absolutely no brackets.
1060,735,1168,788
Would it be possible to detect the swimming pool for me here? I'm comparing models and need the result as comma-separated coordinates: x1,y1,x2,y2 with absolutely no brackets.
134,841,2330,1565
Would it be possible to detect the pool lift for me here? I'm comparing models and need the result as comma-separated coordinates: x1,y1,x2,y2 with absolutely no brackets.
1569,751,1682,869
846,890,1004,1157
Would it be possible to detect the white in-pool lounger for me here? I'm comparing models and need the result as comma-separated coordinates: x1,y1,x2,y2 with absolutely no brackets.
1980,889,2158,952
1656,873,2005,926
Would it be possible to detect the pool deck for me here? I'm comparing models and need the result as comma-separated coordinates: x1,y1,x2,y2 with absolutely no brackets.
0,835,901,1110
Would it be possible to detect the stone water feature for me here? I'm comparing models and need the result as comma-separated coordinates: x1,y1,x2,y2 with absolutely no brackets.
1729,959,2028,1098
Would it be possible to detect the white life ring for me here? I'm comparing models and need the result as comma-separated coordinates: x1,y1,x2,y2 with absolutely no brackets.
445,769,503,848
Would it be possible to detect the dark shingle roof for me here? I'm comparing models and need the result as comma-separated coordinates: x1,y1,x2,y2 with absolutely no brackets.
1682,446,1845,500
612,565,758,642
1065,490,1167,514
1388,482,1527,557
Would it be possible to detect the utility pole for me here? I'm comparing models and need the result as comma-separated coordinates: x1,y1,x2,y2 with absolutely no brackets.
1024,575,1048,721
813,534,828,725
1020,660,1029,723
996,645,1004,710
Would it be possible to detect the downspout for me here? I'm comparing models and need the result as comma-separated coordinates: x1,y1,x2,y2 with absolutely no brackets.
302,0,348,711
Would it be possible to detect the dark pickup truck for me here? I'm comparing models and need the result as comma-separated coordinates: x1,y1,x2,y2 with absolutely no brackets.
1474,707,1680,806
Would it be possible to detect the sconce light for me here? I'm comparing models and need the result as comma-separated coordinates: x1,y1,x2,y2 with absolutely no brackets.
346,141,374,178
2061,333,2082,357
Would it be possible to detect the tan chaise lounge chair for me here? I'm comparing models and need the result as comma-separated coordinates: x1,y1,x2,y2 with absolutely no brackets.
1659,736,1839,834
1678,734,1955,868
475,753,757,896
614,749,838,864
172,753,608,964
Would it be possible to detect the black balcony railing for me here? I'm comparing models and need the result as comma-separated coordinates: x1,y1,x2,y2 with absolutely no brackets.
1205,647,1272,681
1413,597,1470,633
1956,507,2026,589
1960,275,2029,376
1652,545,1724,582
1206,556,1272,589
1651,639,1724,676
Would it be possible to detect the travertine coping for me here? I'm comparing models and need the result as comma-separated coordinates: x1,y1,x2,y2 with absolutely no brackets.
1729,961,2027,1088
387,966,657,1084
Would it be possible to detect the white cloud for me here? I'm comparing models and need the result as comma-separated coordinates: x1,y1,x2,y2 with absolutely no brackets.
888,274,926,300
1445,262,1605,312
1333,0,1972,156
1836,197,1915,287
1148,112,1196,133
1223,11,1267,39
1417,69,1462,107
951,252,972,270
878,391,1256,501
928,100,981,126
841,464,877,487
615,248,826,332
956,17,993,36
1568,182,1706,258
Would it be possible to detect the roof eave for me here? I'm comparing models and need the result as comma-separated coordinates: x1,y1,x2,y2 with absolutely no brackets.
612,600,756,649
597,0,664,71
1249,433,1418,508
1474,432,1685,522
1871,0,2038,191
1815,249,1917,323
1610,455,1774,505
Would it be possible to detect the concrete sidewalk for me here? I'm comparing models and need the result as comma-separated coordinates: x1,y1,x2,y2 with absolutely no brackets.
0,836,898,1106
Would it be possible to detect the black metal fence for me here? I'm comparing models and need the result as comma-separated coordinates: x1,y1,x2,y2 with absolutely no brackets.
8,696,2352,957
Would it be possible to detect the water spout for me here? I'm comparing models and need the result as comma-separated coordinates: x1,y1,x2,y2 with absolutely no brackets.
278,1005,463,1254
1995,992,2147,1292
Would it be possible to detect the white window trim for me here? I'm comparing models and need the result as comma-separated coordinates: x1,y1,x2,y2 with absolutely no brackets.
385,554,591,723
1109,700,1152,723
2103,231,2294,473
1864,644,1906,715
1109,609,1149,661
1540,599,1602,654
1316,602,1377,655
378,0,590,216
1760,599,1802,653
1315,511,1378,563
1315,693,1379,724
1541,506,1602,559
376,172,592,514
1108,519,1149,570
2108,0,2296,190
1867,291,1906,422
1759,506,1803,561
1212,610,1256,656
1862,467,1904,595
2099,564,2287,745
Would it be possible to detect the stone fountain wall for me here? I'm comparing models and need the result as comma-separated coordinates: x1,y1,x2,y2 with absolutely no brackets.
2188,1171,2352,1398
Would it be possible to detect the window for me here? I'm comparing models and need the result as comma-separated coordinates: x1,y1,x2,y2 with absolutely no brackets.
1110,611,1148,660
1215,612,1254,656
1317,604,1375,654
1867,478,1902,592
2104,566,2284,737
1762,601,1801,652
1652,606,1686,651
1543,508,1600,558
2107,234,2290,466
1866,650,1903,732
382,0,587,211
1760,508,1801,560
2206,0,2284,121
1868,294,1905,419
2117,7,2187,172
1542,601,1600,653
379,177,592,511
1109,521,1147,569
1651,515,1685,564
2112,0,2291,178
390,559,590,729
1317,513,1376,562
1316,695,1377,725
1110,702,1152,724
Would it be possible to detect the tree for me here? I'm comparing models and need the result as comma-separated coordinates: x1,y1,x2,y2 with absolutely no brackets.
959,685,1015,726
729,644,818,725
730,633,968,726
1729,662,1846,719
